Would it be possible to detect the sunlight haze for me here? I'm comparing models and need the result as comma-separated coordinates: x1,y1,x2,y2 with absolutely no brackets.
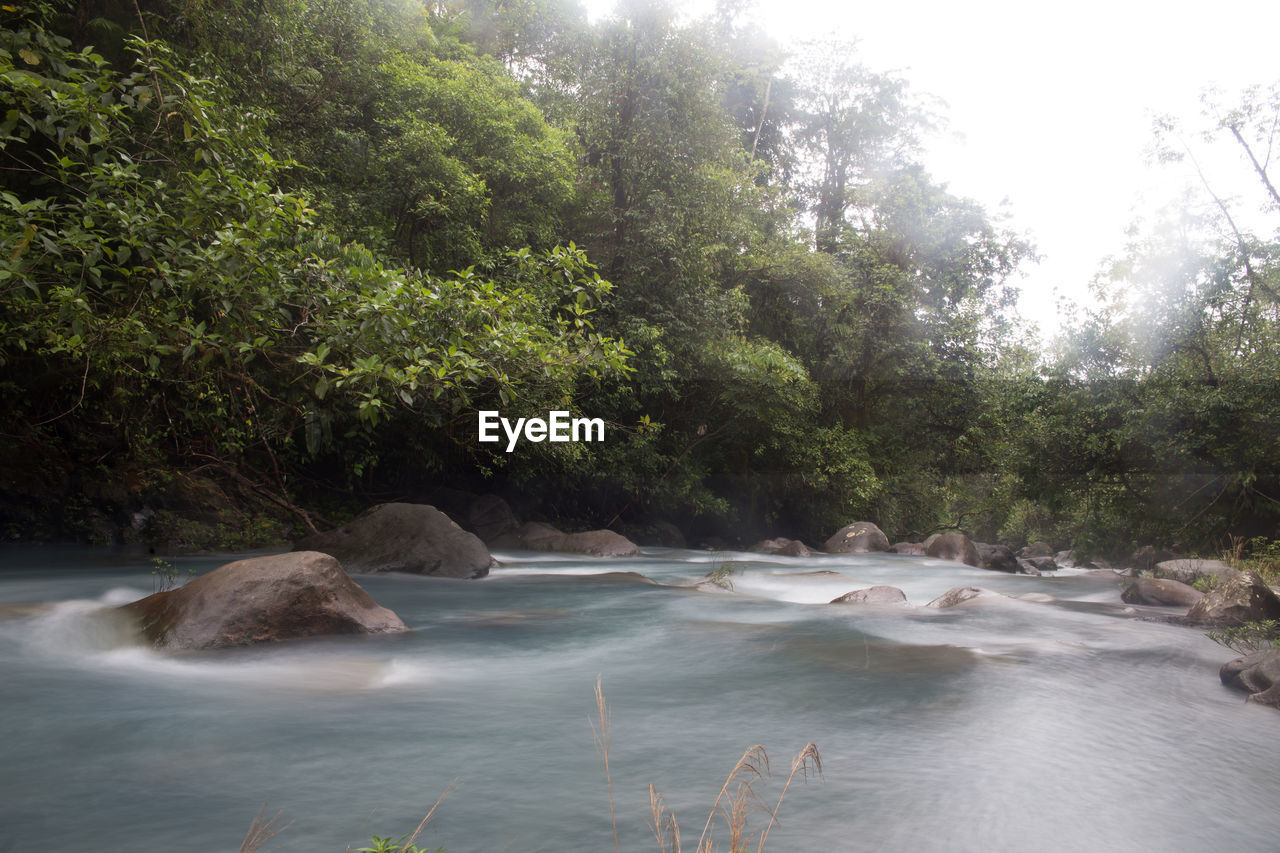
585,0,1280,333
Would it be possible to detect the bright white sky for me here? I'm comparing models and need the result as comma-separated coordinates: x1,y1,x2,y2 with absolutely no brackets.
583,0,1280,334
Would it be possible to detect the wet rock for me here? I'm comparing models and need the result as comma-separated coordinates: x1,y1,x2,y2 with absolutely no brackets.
1014,558,1041,577
1018,541,1055,559
1155,559,1240,586
1183,572,1280,627
1220,649,1280,709
829,586,908,605
925,532,982,568
749,537,813,557
296,503,491,578
889,542,926,555
976,542,1018,573
823,522,890,554
926,587,999,608
1121,577,1204,608
467,494,519,544
1055,550,1080,568
122,551,407,649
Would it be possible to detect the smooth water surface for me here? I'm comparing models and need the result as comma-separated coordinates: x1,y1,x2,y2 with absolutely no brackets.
1,545,1275,852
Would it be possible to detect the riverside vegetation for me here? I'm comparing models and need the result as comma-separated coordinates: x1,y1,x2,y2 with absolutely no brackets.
3,0,1279,564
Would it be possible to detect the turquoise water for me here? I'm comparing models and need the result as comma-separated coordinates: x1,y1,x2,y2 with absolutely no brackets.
0,545,1275,852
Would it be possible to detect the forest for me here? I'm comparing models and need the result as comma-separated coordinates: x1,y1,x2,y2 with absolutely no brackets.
3,0,1279,559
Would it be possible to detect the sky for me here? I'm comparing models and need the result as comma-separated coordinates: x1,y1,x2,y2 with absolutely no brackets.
582,0,1280,333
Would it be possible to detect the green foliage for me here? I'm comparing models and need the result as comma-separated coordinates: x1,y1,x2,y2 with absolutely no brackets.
149,557,193,592
355,835,444,853
1207,620,1280,655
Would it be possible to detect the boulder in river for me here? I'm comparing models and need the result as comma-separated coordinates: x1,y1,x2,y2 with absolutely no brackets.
1121,577,1204,608
750,537,813,557
976,542,1017,573
1154,559,1239,586
889,542,926,555
1014,558,1041,577
122,551,407,650
491,522,639,557
1220,648,1280,709
1018,541,1055,559
823,521,890,554
925,532,982,568
295,502,491,578
829,586,908,605
1182,571,1280,627
467,494,519,544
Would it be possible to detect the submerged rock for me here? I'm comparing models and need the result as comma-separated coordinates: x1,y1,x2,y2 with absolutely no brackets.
1121,577,1204,608
829,586,908,605
750,537,813,557
1182,571,1280,627
122,551,407,650
295,502,491,578
823,521,890,554
1220,649,1280,709
925,532,982,568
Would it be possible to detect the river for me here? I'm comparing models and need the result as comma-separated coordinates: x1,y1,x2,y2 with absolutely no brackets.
0,545,1275,852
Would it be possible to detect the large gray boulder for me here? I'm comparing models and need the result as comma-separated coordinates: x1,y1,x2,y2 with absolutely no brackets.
491,522,639,557
122,551,407,649
823,522,890,554
1121,577,1204,608
1220,649,1280,709
925,532,982,567
468,494,519,544
750,537,813,557
1183,571,1280,627
830,586,908,605
1154,559,1239,586
295,502,491,578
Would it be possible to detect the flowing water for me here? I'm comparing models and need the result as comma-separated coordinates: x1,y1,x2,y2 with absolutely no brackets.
1,545,1277,852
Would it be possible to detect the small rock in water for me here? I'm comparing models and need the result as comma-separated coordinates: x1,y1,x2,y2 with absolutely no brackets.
829,586,908,605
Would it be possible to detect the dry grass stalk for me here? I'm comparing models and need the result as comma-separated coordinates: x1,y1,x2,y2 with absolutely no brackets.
648,783,682,853
695,744,769,853
397,780,456,853
757,742,823,853
238,804,290,853
592,675,621,853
